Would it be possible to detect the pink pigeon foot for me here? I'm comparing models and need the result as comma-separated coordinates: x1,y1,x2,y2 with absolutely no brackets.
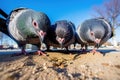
90,49,100,55
35,50,47,56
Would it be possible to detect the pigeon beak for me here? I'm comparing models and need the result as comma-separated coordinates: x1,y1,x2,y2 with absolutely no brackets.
37,30,46,43
95,38,101,44
95,38,101,48
56,37,64,48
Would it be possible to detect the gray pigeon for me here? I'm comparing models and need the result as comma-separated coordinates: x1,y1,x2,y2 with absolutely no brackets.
1,7,51,55
76,18,113,54
44,20,76,51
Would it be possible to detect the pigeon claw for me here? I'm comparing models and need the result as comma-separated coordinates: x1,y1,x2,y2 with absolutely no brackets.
90,49,101,55
36,50,47,56
90,49,97,55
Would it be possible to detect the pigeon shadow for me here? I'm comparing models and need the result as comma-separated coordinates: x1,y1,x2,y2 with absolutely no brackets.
45,48,119,59
73,48,118,60
46,49,88,60
98,49,118,56
46,49,82,54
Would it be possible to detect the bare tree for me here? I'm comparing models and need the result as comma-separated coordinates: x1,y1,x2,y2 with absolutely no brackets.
93,0,120,46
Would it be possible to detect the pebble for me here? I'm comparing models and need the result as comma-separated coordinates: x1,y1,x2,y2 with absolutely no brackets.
67,73,73,79
43,63,47,70
0,67,3,72
32,67,38,74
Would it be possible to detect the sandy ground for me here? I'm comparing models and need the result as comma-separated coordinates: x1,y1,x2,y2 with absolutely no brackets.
0,48,120,80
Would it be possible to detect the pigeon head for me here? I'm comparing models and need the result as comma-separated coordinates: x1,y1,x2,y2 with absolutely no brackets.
56,29,66,48
55,20,74,48
88,25,105,47
12,8,51,44
31,11,51,42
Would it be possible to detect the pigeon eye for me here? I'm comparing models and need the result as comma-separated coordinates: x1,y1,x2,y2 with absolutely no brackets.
90,32,94,36
32,20,38,28
34,22,37,26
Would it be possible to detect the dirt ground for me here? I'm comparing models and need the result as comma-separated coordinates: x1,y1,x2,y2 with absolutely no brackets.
0,49,120,80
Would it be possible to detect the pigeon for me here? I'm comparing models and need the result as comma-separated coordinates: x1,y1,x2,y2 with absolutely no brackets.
44,20,76,51
76,18,113,54
0,7,51,55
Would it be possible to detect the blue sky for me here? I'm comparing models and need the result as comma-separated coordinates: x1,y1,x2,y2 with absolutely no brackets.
0,0,105,25
0,0,120,45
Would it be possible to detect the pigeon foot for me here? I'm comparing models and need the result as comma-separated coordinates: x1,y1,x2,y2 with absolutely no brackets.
90,49,101,55
35,50,47,56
